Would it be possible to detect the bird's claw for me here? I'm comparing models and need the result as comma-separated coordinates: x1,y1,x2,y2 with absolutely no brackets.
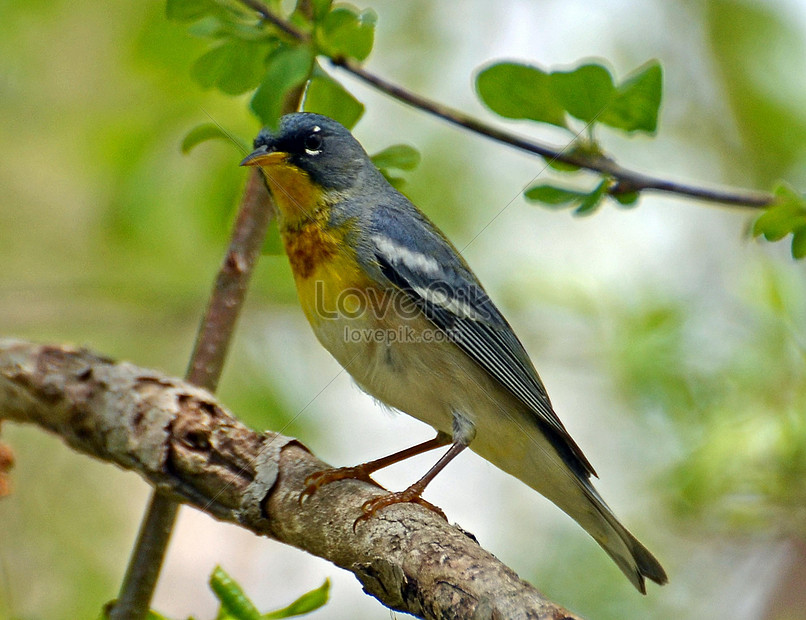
352,490,448,531
299,465,383,505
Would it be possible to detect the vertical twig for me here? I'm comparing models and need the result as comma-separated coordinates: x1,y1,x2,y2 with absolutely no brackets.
109,170,275,619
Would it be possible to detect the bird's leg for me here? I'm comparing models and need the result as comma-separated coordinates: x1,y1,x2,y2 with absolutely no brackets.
300,431,451,502
353,412,475,526
354,440,469,526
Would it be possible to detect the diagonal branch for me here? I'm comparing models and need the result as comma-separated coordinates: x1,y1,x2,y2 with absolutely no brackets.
0,338,581,620
331,60,772,209
236,0,774,210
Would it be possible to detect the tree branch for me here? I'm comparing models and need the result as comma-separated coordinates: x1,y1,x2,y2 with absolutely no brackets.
184,169,276,392
0,338,581,620
112,165,277,619
237,0,774,210
331,60,772,209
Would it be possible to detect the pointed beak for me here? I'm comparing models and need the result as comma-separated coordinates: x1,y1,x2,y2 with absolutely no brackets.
240,145,287,167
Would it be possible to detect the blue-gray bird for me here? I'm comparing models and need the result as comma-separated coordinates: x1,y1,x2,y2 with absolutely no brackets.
241,113,668,593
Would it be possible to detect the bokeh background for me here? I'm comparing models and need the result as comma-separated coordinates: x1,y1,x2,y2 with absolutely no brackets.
2,0,806,618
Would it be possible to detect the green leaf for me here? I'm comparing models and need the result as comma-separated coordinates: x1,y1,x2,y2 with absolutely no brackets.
476,58,663,136
310,0,333,21
371,144,421,189
210,566,260,620
523,184,587,206
753,203,801,241
574,180,608,215
475,62,568,129
166,0,221,22
600,61,663,134
303,67,364,129
524,181,608,215
752,181,806,258
250,45,314,128
181,123,248,155
792,228,806,259
550,63,616,125
262,579,330,619
186,15,226,38
612,190,640,206
753,182,806,241
382,173,406,190
316,7,377,61
191,40,270,95
545,158,581,172
178,4,273,43
371,144,421,171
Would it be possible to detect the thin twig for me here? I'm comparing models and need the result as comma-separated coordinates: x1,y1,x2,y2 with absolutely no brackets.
110,8,313,613
183,170,275,392
334,60,773,209
237,0,775,210
110,494,180,620
110,170,275,620
238,0,308,39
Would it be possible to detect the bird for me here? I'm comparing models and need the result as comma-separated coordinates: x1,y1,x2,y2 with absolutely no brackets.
240,112,667,593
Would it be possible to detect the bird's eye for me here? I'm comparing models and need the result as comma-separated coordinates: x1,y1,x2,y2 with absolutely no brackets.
304,132,323,154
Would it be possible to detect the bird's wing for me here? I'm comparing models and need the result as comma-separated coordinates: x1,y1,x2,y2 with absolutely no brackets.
369,204,596,478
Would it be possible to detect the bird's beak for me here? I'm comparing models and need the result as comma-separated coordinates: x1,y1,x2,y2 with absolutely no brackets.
240,146,287,167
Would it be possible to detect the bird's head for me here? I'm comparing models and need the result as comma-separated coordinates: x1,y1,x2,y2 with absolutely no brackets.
241,113,369,224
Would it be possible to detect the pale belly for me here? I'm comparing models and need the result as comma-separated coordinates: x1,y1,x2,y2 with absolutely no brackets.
290,261,457,432
310,308,461,435
294,270,581,511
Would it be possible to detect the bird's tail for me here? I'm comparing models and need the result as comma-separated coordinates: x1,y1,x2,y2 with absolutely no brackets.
575,480,668,594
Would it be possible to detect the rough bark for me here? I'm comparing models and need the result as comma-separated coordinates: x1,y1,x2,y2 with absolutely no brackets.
0,338,581,620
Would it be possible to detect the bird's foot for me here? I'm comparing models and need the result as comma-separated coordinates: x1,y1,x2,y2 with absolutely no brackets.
353,487,447,530
299,465,385,505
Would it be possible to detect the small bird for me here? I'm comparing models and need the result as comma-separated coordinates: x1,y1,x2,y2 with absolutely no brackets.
241,112,667,593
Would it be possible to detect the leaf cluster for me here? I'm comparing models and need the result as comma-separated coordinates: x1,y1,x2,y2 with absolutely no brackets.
171,0,806,258
752,182,806,258
128,566,330,620
169,0,419,189
168,0,369,128
476,61,662,135
476,60,660,217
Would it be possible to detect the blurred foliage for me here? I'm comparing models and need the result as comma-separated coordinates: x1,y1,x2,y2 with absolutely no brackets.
0,1,296,617
702,0,806,259
600,264,806,536
703,0,806,187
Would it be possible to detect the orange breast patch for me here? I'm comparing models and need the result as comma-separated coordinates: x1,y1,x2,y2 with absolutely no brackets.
283,222,340,280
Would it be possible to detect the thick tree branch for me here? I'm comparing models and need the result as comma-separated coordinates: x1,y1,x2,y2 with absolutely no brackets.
237,0,774,210
0,339,581,620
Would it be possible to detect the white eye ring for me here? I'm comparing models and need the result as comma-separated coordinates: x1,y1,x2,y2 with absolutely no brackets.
304,126,323,155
